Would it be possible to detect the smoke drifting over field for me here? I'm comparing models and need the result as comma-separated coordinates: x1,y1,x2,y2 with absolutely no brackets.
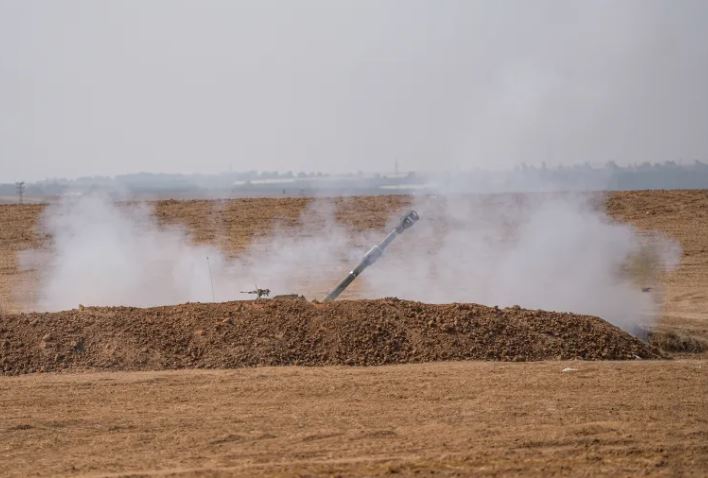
369,194,681,333
23,193,680,334
23,197,225,309
22,196,361,311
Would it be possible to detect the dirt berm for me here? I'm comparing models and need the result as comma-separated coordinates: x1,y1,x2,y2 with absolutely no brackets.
0,298,661,375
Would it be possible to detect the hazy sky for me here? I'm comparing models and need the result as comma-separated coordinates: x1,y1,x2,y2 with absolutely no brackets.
1,0,707,182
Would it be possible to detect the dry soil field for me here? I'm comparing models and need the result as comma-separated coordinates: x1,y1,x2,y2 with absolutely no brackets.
0,190,707,477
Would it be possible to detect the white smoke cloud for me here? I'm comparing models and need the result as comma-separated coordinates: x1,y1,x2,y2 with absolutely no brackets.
364,193,682,334
20,191,681,335
20,194,364,310
23,195,223,309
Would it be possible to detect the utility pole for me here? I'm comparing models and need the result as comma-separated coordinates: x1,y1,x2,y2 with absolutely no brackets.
15,182,25,204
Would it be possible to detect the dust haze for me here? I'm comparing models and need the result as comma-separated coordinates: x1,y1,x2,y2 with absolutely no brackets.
20,192,680,335
2,0,707,181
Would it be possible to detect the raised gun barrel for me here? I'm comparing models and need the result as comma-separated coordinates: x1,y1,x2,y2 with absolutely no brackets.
324,210,419,302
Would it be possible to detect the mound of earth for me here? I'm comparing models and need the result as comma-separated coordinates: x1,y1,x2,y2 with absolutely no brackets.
0,298,661,375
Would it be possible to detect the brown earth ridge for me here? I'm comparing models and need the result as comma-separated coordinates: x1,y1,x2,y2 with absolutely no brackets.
1,298,660,375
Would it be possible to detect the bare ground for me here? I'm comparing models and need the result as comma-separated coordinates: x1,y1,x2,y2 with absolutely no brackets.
0,190,707,477
1,361,705,477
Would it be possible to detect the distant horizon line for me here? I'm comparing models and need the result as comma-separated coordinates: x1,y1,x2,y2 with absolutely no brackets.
4,158,707,185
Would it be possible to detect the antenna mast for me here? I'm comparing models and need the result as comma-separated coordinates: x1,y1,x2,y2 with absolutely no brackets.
15,182,25,204
206,256,215,302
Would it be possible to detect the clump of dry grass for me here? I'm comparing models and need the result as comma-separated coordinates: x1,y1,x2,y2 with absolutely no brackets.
648,330,707,354
622,233,680,292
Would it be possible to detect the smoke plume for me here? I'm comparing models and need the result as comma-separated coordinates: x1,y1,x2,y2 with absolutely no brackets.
365,193,681,334
21,192,680,335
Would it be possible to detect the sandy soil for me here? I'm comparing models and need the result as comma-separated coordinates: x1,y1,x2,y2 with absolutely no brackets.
0,190,707,477
1,361,705,477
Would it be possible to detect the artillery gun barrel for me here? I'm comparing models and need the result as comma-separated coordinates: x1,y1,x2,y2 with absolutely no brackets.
324,210,419,302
